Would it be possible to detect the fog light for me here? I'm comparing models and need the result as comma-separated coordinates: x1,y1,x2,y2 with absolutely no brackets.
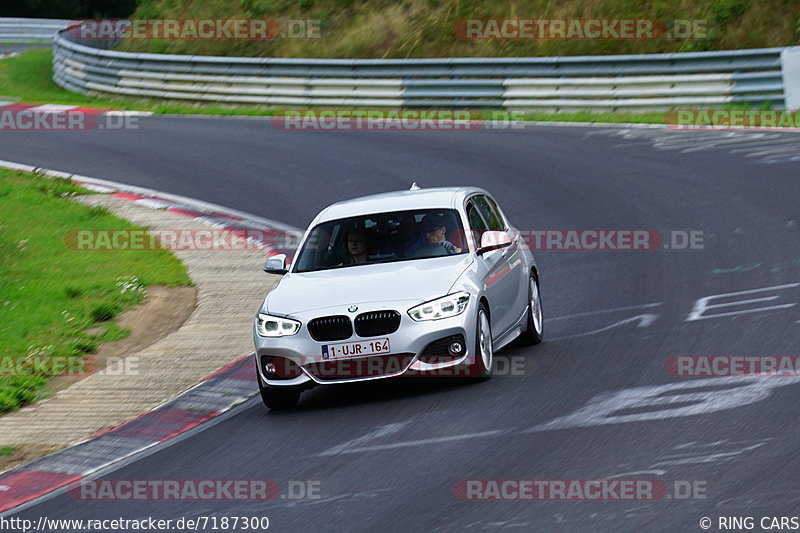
264,362,277,374
448,341,464,355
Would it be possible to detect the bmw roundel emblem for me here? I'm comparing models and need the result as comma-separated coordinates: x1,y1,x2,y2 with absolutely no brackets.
348,305,358,313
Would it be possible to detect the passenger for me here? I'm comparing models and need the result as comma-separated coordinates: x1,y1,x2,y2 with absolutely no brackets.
342,227,371,264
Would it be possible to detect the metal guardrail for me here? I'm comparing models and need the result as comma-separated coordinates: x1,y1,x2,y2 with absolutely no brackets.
5,17,791,111
0,18,69,43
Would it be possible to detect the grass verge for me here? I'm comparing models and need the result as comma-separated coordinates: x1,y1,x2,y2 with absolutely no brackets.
0,48,276,115
0,169,191,413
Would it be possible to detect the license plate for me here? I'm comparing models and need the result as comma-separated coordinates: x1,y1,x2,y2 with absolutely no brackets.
322,338,390,359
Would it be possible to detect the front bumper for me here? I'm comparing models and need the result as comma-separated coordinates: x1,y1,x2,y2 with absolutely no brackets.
254,299,478,386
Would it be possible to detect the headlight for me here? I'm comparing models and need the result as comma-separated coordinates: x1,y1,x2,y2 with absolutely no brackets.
408,292,470,321
256,313,301,337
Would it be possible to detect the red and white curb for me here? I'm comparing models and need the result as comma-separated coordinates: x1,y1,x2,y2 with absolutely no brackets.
0,160,302,513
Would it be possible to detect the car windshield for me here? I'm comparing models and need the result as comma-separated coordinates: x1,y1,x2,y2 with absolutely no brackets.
293,208,468,273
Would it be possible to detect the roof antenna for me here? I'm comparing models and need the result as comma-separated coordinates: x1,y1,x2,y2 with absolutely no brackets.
409,182,421,191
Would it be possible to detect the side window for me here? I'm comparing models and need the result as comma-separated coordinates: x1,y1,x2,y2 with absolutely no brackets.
466,201,488,249
474,195,505,231
466,201,488,233
484,196,506,229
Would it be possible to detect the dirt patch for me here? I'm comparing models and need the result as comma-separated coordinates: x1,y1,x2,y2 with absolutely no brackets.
0,285,196,473
47,285,196,394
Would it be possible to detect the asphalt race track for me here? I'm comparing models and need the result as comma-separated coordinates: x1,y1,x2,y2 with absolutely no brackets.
2,118,800,531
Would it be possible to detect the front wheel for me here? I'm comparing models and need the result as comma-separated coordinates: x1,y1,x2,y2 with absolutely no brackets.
257,368,301,410
468,303,494,380
518,273,543,346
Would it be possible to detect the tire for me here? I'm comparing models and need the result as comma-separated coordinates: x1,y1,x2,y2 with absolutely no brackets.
257,367,301,410
518,272,543,346
468,302,494,380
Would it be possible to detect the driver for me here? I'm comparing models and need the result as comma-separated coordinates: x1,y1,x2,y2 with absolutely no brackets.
406,213,461,256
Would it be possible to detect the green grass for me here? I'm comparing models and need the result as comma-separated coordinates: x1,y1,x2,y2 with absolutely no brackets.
0,49,280,115
0,49,105,107
0,169,191,413
0,446,19,456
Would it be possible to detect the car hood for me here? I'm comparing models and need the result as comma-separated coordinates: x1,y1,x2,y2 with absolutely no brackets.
264,255,473,315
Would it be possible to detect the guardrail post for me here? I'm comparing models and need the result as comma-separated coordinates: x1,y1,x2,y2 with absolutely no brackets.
780,47,800,109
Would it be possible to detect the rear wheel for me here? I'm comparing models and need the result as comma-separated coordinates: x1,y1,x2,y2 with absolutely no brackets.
257,368,301,410
468,303,493,380
518,273,543,346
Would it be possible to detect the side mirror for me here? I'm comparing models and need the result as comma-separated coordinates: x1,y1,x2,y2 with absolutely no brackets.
264,254,288,275
477,231,512,255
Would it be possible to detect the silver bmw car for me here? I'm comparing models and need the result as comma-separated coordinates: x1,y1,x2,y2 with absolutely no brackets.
253,186,543,409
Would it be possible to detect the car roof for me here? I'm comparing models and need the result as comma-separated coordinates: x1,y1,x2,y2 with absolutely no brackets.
315,186,487,223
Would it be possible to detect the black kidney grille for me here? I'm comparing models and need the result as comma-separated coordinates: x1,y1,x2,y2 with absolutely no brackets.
354,310,401,337
307,315,352,341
